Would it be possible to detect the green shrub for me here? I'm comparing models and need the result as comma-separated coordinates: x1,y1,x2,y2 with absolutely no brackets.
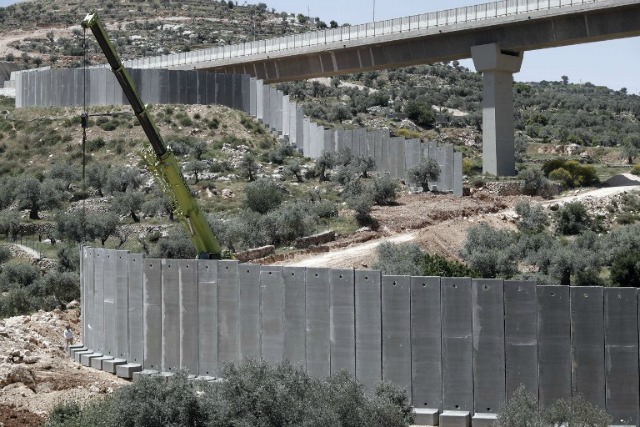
48,361,413,427
405,100,435,128
542,159,599,188
371,174,398,206
631,164,640,175
99,121,117,131
610,252,640,287
554,201,592,235
421,253,479,277
460,223,518,278
496,386,611,427
517,168,554,197
408,157,440,191
372,242,424,276
245,179,283,214
0,246,12,264
514,201,548,234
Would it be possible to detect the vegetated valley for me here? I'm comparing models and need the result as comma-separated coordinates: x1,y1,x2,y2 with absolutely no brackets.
1,0,640,425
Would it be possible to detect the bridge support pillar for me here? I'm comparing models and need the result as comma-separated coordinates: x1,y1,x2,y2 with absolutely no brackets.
471,44,523,176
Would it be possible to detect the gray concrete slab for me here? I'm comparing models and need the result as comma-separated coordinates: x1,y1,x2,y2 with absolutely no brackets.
270,87,279,131
282,95,290,137
503,281,537,398
306,268,331,378
453,152,463,196
67,344,85,358
395,137,407,178
472,413,497,427
436,147,447,191
388,138,402,177
91,355,113,370
239,264,260,360
102,358,127,374
262,84,271,126
329,269,355,376
80,247,88,351
344,129,354,155
256,79,264,120
443,144,454,192
198,260,218,377
472,279,505,414
411,276,442,409
283,267,306,367
604,288,639,425
249,77,258,116
382,275,412,400
180,260,199,374
570,286,605,409
441,277,473,412
295,107,304,151
184,70,198,105
79,350,103,366
354,128,366,157
241,74,251,113
93,249,105,354
275,90,284,133
82,247,95,353
440,410,470,427
143,259,162,371
302,118,311,156
128,253,144,364
260,267,285,363
324,129,334,154
159,69,171,105
404,139,421,178
116,363,143,379
162,259,180,372
168,70,179,107
103,250,116,357
414,408,439,426
114,251,129,361
218,260,240,366
289,100,298,146
355,270,382,390
374,130,385,170
537,285,571,408
366,131,376,164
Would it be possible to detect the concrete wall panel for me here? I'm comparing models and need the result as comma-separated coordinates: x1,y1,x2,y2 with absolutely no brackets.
83,247,95,351
115,251,129,360
143,259,162,370
161,259,180,372
504,280,537,398
128,253,144,364
472,279,505,414
395,138,406,178
411,276,442,409
454,152,463,196
382,275,412,399
198,260,218,377
241,74,251,112
282,95,290,138
256,79,264,120
218,74,232,108
570,286,605,409
324,129,334,154
374,130,384,170
443,144,454,192
366,131,376,163
295,107,304,151
330,269,355,376
605,288,639,425
103,250,116,357
283,267,306,367
344,129,354,155
269,87,279,131
262,84,271,126
218,260,240,366
537,286,571,408
355,270,382,390
355,128,366,157
306,268,330,378
289,100,298,146
275,90,284,133
239,264,260,360
179,260,199,374
167,70,179,107
441,277,473,412
404,139,421,177
260,267,285,363
159,69,171,105
302,118,311,157
249,77,257,116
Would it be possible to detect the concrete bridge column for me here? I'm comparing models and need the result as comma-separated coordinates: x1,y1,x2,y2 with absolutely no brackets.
471,44,523,176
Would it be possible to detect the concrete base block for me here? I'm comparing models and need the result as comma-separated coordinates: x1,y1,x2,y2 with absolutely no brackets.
91,355,113,370
80,352,102,367
102,358,127,374
414,408,440,425
116,363,143,379
472,413,497,427
74,350,93,363
440,411,470,427
67,344,85,357
133,369,159,382
157,372,175,382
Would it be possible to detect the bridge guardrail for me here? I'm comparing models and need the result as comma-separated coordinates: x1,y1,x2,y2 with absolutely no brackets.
113,0,599,70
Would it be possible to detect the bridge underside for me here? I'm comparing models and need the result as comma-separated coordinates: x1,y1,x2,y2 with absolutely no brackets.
202,2,640,83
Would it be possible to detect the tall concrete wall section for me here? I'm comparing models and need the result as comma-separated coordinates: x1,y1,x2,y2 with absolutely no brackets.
81,248,640,421
255,78,264,121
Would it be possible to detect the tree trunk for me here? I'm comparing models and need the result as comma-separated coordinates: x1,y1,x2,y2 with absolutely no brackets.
130,210,140,223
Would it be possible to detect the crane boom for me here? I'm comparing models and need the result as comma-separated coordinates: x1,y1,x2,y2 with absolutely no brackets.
81,13,222,259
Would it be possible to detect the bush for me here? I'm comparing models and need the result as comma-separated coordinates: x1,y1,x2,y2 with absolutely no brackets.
610,251,640,287
518,168,554,197
372,242,424,276
496,386,611,427
48,361,413,427
542,159,599,188
514,201,548,234
371,174,398,205
421,253,479,277
151,230,196,259
631,164,640,176
245,179,283,214
460,223,518,278
554,201,592,235
407,157,440,191
405,100,435,128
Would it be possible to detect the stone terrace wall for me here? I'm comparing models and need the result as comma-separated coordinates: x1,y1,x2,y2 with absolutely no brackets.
80,247,639,424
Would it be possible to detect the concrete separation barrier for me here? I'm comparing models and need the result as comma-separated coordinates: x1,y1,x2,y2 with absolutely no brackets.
80,247,640,425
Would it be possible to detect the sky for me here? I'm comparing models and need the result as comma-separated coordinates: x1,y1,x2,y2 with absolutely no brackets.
1,0,638,93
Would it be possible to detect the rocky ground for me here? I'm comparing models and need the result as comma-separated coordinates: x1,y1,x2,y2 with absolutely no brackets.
1,181,639,426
